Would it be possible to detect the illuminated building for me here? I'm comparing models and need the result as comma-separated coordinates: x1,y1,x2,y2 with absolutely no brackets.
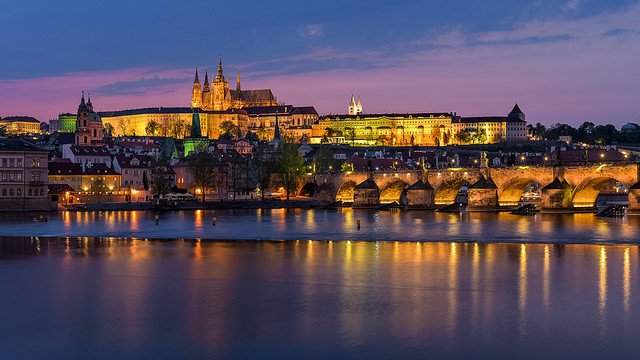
49,113,77,133
100,107,248,139
0,138,49,211
0,116,41,135
311,102,528,146
75,92,104,145
246,105,318,141
453,104,527,143
183,110,209,156
312,112,455,146
191,58,278,111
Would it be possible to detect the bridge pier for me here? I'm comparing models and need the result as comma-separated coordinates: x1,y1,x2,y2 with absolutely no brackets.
353,178,380,208
467,175,498,211
541,177,573,212
400,180,435,208
627,184,640,215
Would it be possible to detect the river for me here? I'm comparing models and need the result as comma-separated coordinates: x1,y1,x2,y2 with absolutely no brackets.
1,210,639,359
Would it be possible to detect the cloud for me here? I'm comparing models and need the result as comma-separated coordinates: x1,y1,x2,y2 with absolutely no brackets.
298,24,323,37
94,76,189,96
565,0,581,10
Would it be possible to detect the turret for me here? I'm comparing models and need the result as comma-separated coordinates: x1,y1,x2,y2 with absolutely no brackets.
348,95,356,115
356,95,363,115
508,103,525,121
236,71,241,92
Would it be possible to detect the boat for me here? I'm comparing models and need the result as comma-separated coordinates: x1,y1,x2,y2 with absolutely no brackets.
597,205,626,218
510,204,539,216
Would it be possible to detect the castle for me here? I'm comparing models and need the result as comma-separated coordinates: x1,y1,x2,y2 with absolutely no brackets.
191,58,278,111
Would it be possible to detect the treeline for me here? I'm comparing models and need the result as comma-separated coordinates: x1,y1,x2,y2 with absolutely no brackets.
528,122,640,144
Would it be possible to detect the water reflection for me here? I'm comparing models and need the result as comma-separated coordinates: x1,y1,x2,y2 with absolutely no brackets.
2,238,640,359
4,210,640,244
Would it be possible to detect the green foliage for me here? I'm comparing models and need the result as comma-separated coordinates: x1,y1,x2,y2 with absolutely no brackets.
145,120,159,136
314,146,335,172
276,143,306,200
186,151,218,201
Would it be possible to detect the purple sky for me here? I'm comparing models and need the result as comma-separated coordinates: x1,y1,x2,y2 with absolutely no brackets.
1,0,639,126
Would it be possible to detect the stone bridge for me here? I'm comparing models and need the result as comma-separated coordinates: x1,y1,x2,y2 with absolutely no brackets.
300,164,640,211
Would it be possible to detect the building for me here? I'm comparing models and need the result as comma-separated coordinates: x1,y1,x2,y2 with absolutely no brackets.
0,138,49,211
191,58,278,111
0,116,41,135
113,153,153,189
183,110,210,156
50,113,77,133
452,104,528,143
61,144,111,169
99,107,248,139
246,105,318,141
312,112,455,146
348,95,363,115
75,93,104,145
81,164,121,192
48,161,83,191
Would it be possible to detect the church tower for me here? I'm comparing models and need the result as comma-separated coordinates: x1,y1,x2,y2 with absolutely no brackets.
191,68,202,108
212,57,231,111
356,96,363,115
236,71,241,92
202,70,212,109
75,92,104,145
348,95,357,115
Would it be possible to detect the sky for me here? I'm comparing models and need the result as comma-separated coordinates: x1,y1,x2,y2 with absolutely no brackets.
0,0,639,126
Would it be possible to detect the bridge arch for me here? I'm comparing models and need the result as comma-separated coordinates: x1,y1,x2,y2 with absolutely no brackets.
299,182,316,197
336,180,357,202
571,176,627,208
434,179,469,205
498,178,544,206
379,179,409,203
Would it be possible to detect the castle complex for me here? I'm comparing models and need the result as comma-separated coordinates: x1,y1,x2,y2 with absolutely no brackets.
95,58,527,145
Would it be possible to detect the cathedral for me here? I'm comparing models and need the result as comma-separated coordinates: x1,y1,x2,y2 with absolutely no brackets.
191,58,278,111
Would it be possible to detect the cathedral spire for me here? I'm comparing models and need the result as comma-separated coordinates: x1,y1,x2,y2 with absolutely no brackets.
203,70,210,91
236,71,241,92
194,68,200,84
273,111,281,140
80,91,86,106
216,57,225,82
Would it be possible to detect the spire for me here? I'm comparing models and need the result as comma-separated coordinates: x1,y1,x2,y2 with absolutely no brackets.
273,111,281,140
236,71,241,92
80,91,86,106
190,109,202,138
203,70,210,91
216,57,225,82
350,94,355,106
87,92,92,106
356,95,361,106
194,68,200,84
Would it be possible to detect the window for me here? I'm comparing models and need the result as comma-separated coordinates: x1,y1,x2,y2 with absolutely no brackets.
28,189,32,196
1,173,5,181
9,173,14,181
17,173,21,181
17,159,22,167
1,159,6,167
9,159,14,167
16,188,21,196
1,189,5,196
9,189,14,196
40,189,44,196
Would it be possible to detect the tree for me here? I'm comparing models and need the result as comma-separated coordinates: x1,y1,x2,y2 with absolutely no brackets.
252,149,274,200
345,127,356,145
456,130,473,144
118,118,130,136
145,120,159,136
170,118,186,138
220,120,238,139
103,123,115,136
474,128,487,144
150,159,172,196
186,151,217,202
227,155,248,201
314,145,334,172
276,143,306,200
443,130,451,145
255,126,268,141
245,130,259,142
142,171,149,191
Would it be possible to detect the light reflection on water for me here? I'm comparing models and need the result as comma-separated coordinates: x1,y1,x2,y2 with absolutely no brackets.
1,238,639,359
0,209,639,244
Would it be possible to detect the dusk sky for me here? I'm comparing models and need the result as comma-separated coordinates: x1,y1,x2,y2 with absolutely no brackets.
1,0,639,126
